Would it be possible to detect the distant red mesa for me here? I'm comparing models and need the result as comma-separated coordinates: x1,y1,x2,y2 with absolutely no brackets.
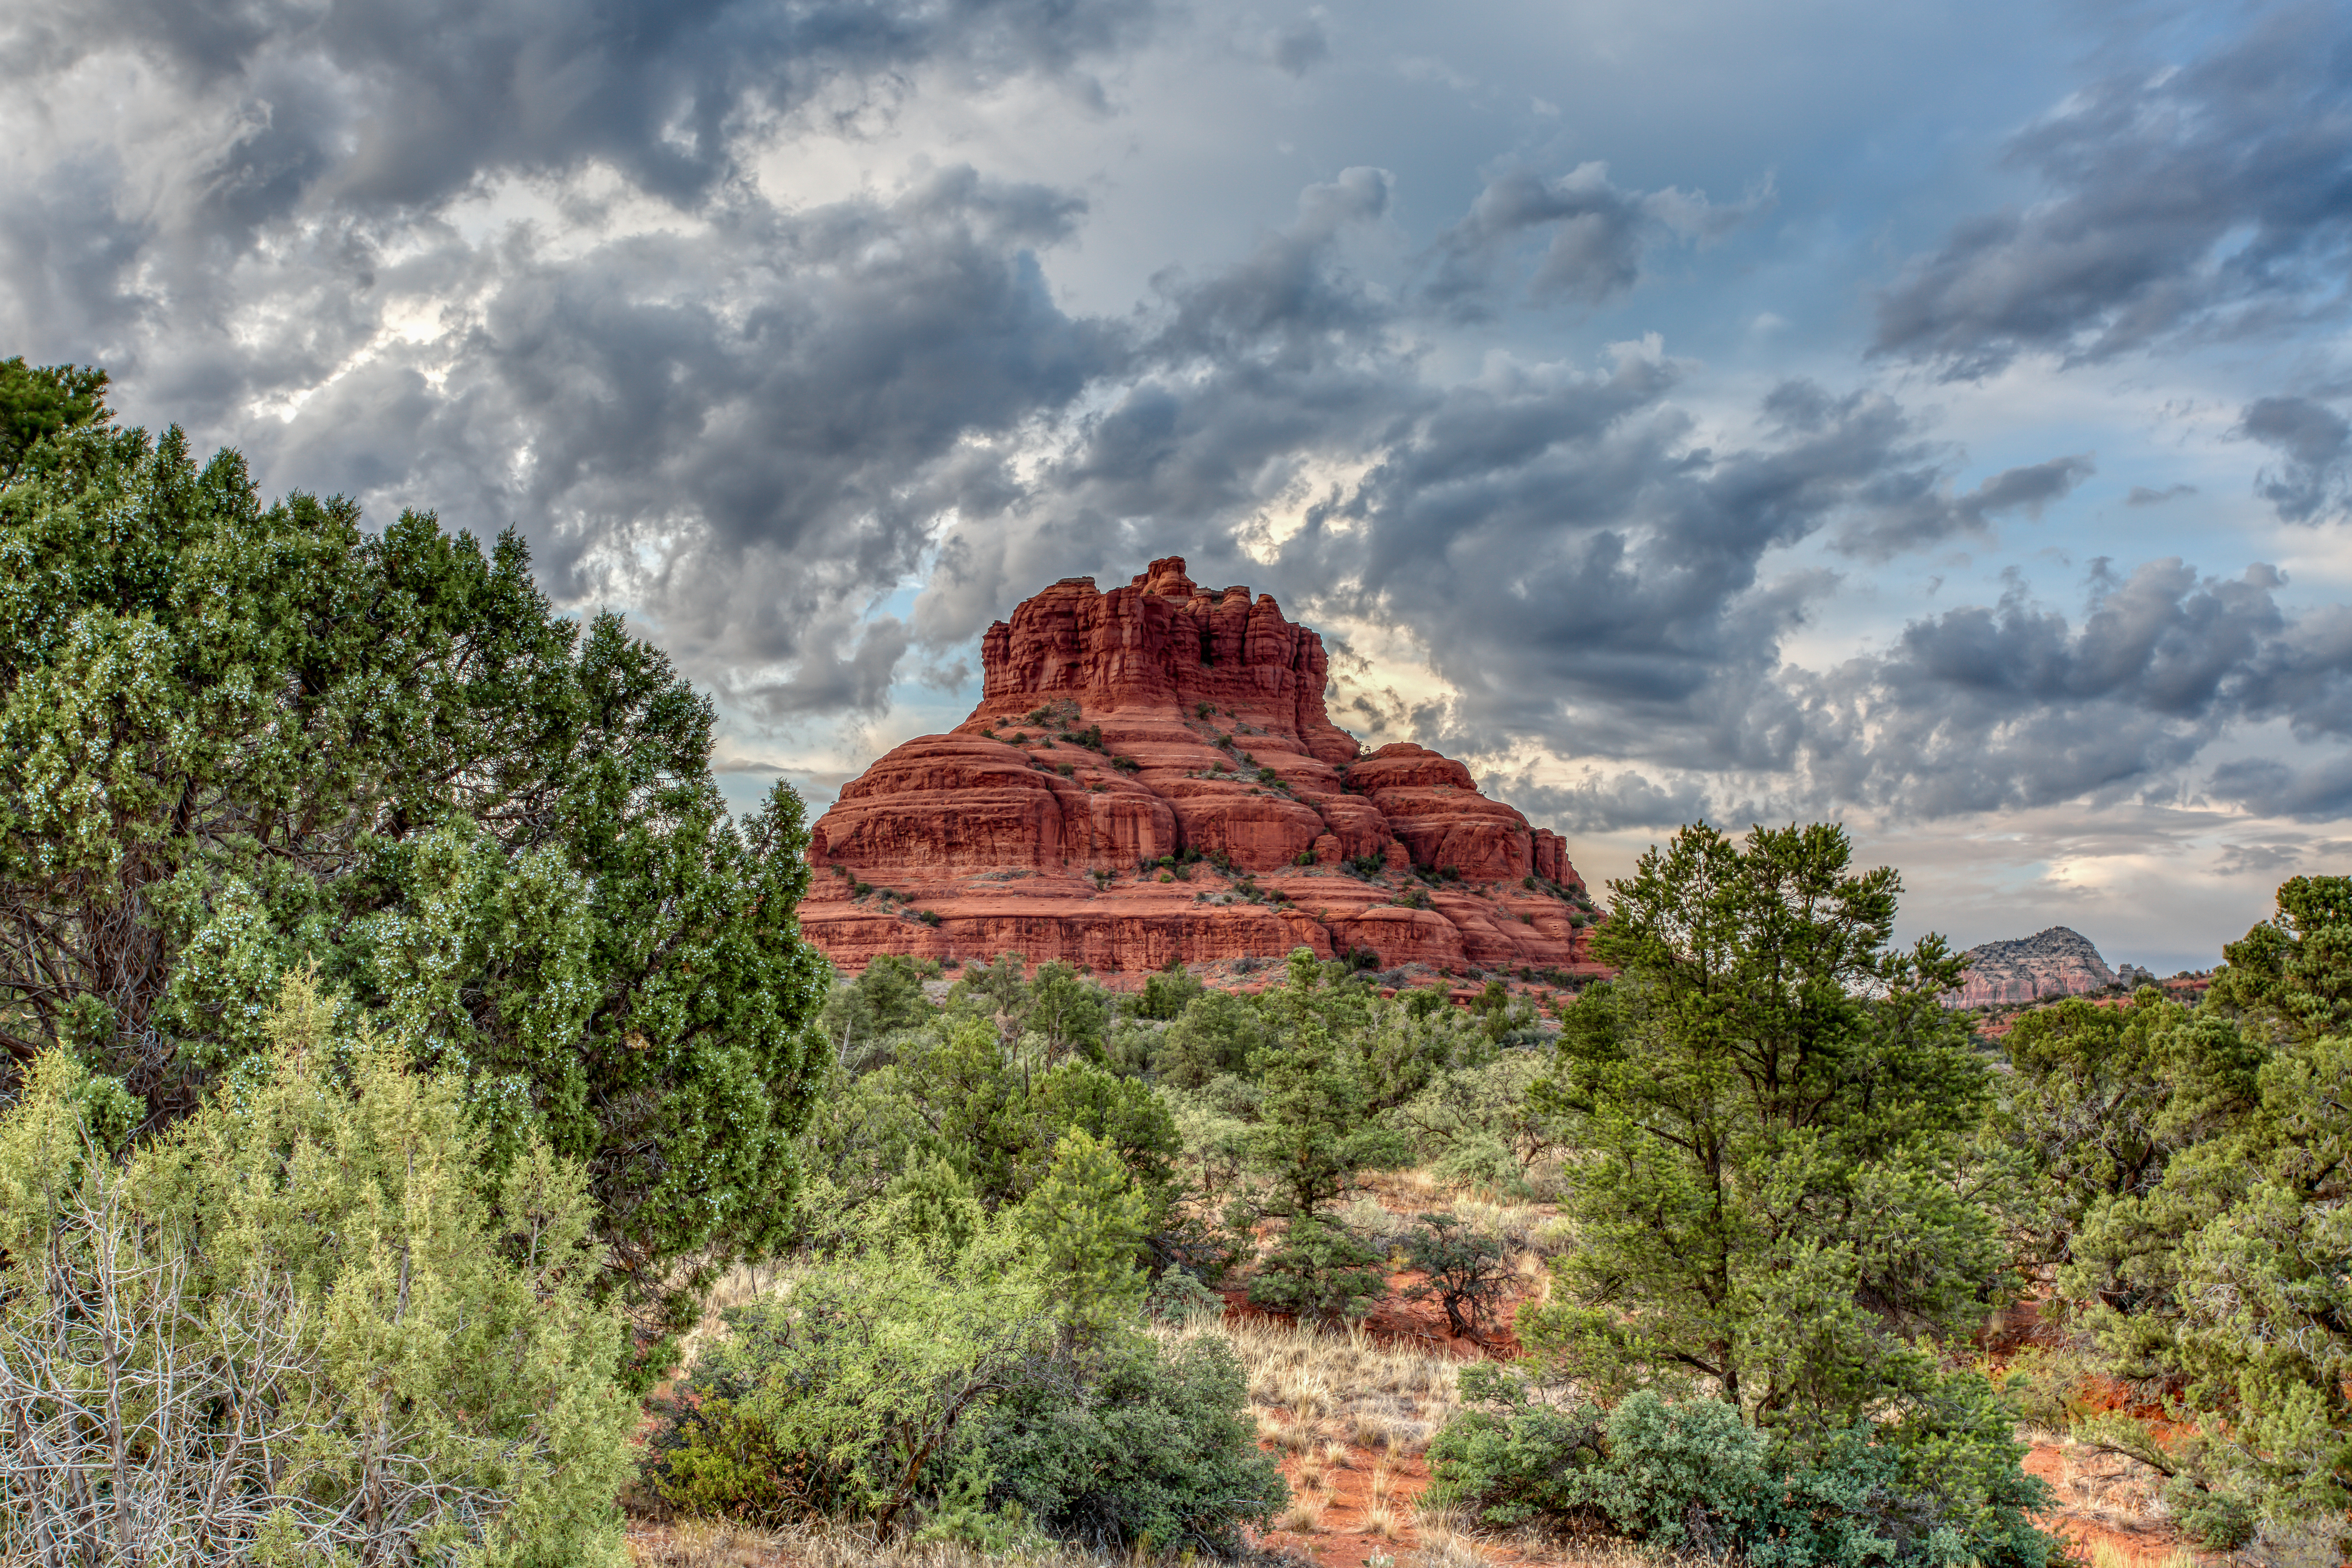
801,557,1600,978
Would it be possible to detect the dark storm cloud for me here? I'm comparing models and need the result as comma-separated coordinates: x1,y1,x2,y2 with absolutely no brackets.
13,0,1154,222
1239,369,2092,766
1424,163,1762,320
917,172,2117,793
1776,368,2098,556
16,0,2352,843
1271,16,1327,76
0,0,1152,716
912,167,1421,645
1796,560,2352,818
0,0,1149,402
2209,756,2352,822
1831,451,2096,560
1017,183,2352,824
1481,768,1719,834
2240,394,2352,523
251,169,1118,717
1873,2,2352,377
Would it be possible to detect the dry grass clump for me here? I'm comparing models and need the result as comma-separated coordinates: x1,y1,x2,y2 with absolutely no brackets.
2087,1544,2198,1568
674,1261,794,1368
1408,1517,1496,1568
1412,1509,1734,1568
1154,1313,1462,1454
629,1520,1156,1568
1278,1492,1327,1534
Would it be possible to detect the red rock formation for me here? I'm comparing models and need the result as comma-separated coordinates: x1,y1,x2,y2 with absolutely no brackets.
802,558,1601,976
1946,927,2119,1007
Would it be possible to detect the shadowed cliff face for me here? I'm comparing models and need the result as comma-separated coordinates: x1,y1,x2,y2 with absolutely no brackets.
802,558,1593,976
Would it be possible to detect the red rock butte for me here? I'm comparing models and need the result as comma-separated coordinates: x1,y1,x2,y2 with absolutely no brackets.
802,558,1600,978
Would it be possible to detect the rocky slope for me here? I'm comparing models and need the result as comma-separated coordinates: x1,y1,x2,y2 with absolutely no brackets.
1949,927,2118,1007
801,558,1598,977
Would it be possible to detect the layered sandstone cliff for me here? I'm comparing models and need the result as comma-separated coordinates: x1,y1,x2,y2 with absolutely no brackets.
1948,927,2118,1007
801,559,1597,976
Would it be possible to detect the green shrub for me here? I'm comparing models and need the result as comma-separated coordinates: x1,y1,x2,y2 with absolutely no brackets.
1404,1212,1510,1336
1154,990,1270,1087
643,1224,1280,1553
643,1229,1059,1529
1245,1216,1387,1325
1134,964,1207,1021
0,977,636,1567
1428,1372,2058,1568
953,1333,1285,1553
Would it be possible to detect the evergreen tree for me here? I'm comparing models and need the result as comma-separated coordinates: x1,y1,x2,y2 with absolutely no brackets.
1988,990,2256,1269
2062,876,2352,1552
0,975,637,1564
1529,824,1999,1430
0,366,828,1363
1242,948,1406,1323
1016,1127,1152,1343
1026,960,1110,1064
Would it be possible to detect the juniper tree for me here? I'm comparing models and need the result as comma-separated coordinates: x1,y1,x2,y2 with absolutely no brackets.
0,361,828,1363
1530,824,2000,1430
1017,1127,1153,1343
1243,948,1407,1323
2062,876,2352,1552
0,975,637,1565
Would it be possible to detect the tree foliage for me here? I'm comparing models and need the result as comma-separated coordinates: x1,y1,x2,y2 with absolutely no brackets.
642,1212,1282,1553
2058,876,2352,1552
0,375,829,1355
1429,1375,2053,1568
1529,824,2002,1428
0,975,636,1566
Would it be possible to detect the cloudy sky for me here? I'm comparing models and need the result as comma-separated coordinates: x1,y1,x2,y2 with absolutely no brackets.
7,0,2349,971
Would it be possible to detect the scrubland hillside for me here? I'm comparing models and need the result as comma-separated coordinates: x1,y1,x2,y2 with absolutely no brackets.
5,361,2349,1568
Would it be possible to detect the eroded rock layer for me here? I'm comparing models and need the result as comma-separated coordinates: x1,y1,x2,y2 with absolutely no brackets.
1948,927,2118,1007
802,558,1597,976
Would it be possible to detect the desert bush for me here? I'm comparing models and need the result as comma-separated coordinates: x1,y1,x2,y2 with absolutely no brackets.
1131,964,1206,1022
0,366,829,1360
642,1221,1280,1555
1153,990,1270,1088
950,1333,1285,1554
822,953,942,1061
643,1229,1062,1529
1155,1077,1258,1205
1428,1131,1531,1196
1403,1212,1510,1337
1246,1217,1388,1325
798,1014,1178,1225
1393,1054,1565,1175
0,980,635,1567
1427,1372,2058,1568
